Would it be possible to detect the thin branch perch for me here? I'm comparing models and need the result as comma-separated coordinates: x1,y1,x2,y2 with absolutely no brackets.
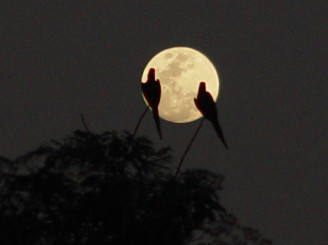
174,118,205,180
132,106,149,138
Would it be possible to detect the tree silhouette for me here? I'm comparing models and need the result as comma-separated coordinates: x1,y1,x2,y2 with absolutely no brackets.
0,130,272,245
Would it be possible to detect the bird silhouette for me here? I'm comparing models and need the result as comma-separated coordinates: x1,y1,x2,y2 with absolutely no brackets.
141,68,162,139
194,82,228,149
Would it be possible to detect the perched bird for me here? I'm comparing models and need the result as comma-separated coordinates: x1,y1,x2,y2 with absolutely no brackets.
194,82,228,149
141,68,162,139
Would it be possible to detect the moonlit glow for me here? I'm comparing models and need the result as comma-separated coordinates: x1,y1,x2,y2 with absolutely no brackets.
141,47,219,123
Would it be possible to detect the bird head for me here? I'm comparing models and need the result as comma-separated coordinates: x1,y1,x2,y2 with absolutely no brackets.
148,68,156,81
196,82,207,98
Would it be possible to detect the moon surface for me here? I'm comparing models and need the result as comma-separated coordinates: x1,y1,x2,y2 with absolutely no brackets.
141,47,219,123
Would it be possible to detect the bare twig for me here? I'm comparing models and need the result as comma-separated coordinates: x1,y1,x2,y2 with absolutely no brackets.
132,106,149,139
174,118,205,180
80,114,91,133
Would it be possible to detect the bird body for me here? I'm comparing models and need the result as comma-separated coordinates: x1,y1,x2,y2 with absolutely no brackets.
194,82,228,149
141,68,162,139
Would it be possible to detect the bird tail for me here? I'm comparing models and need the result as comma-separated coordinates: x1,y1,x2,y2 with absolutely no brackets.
211,120,228,149
152,107,162,139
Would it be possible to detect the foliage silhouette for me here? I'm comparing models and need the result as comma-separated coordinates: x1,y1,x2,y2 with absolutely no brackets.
0,130,272,245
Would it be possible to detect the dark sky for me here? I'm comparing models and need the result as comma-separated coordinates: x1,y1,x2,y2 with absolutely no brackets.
1,1,327,244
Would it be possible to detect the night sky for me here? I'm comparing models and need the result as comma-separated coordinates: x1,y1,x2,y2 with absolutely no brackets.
2,1,327,244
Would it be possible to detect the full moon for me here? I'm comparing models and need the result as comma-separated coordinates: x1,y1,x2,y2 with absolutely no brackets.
141,47,219,123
